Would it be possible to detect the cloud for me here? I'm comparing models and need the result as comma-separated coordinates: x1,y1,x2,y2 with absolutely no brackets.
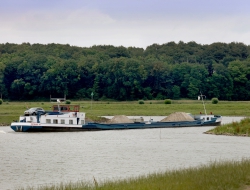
1,2,250,48
1,8,115,31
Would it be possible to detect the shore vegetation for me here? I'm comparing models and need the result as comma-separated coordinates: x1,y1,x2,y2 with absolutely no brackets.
1,100,250,125
20,159,250,190
206,117,250,136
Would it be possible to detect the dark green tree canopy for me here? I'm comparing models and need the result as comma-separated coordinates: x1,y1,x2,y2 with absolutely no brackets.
0,42,250,100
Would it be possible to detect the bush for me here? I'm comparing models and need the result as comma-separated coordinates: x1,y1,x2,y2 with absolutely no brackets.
0,99,2,105
65,100,71,104
212,98,219,104
164,99,172,104
138,100,144,104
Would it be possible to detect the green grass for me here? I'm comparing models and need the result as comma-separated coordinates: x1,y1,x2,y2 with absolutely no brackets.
20,159,250,190
1,100,250,125
206,117,250,136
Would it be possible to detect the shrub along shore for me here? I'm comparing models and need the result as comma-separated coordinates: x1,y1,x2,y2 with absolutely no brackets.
205,117,250,137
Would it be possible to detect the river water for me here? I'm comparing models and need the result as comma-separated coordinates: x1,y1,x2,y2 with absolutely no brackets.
0,116,249,190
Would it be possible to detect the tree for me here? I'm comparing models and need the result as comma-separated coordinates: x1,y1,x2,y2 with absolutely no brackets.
228,60,250,100
0,42,250,101
144,61,171,99
0,62,6,98
172,85,180,99
206,63,233,100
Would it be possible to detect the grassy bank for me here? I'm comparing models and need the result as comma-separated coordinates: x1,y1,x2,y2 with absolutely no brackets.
205,117,250,137
21,159,250,190
1,100,250,125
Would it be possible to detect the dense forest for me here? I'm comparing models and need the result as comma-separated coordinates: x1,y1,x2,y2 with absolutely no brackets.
0,41,250,101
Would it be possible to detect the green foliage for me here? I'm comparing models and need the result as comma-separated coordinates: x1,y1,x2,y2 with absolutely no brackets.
172,85,180,99
0,42,250,101
65,100,71,104
164,99,172,104
212,98,219,104
138,100,144,104
0,99,2,105
206,117,250,136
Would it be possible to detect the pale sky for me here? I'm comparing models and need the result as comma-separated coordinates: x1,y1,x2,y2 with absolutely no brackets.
0,0,249,49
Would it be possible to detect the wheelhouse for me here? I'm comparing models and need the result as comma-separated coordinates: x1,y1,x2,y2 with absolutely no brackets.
52,105,80,112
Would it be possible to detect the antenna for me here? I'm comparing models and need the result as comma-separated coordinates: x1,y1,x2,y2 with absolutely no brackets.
198,91,207,115
57,99,61,112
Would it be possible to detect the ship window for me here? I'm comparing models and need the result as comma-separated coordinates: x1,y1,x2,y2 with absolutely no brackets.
61,119,65,124
81,120,85,124
53,119,58,124
46,119,51,123
69,120,73,124
207,117,209,121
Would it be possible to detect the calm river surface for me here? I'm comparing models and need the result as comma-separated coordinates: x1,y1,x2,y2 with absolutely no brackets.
0,116,249,190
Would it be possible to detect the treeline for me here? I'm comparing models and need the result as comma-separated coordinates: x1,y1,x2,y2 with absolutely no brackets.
0,41,250,101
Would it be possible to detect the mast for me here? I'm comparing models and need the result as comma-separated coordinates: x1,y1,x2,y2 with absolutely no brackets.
199,92,207,115
57,99,61,112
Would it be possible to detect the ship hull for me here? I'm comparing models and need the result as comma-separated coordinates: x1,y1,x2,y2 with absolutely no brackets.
10,119,216,132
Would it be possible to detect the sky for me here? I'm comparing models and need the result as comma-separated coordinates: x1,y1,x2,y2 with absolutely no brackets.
0,0,250,49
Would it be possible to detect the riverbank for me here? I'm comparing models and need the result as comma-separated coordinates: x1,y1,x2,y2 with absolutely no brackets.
205,117,250,137
1,100,250,125
20,159,250,190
